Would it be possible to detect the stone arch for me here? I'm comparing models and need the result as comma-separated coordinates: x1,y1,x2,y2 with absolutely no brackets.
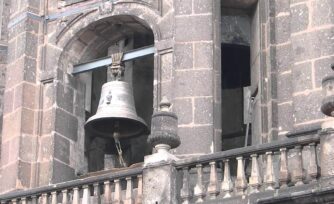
48,2,162,174
57,2,162,51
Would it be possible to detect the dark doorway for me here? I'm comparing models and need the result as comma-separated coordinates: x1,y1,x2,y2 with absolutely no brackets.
221,43,251,151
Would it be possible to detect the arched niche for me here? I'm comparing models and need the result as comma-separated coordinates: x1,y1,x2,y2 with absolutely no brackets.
54,14,156,174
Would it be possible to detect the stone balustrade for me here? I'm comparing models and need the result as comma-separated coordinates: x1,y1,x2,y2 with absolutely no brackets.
0,167,143,204
176,135,320,203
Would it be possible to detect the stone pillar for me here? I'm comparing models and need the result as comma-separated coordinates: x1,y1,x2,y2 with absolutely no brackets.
143,98,180,203
320,71,334,177
173,0,221,154
0,0,41,192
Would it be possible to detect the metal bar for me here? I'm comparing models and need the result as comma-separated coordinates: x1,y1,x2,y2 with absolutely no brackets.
72,45,155,75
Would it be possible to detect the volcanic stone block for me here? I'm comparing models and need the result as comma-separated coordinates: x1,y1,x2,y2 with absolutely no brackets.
173,98,193,125
174,0,192,15
14,82,36,110
194,97,213,124
56,82,74,114
143,164,177,204
293,90,323,124
312,0,334,26
52,159,75,184
175,15,213,42
270,43,292,72
54,134,70,164
194,42,213,68
272,15,291,44
292,61,313,93
174,43,193,70
291,3,309,33
55,108,78,141
177,125,214,154
277,73,292,102
194,0,213,14
314,56,334,88
175,70,213,97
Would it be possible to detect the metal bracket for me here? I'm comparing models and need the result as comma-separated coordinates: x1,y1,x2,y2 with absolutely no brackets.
72,45,155,75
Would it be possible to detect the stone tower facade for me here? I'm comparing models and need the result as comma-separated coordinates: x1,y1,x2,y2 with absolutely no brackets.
0,0,333,203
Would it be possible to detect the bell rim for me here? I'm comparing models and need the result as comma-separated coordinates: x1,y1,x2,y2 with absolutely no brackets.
85,115,149,138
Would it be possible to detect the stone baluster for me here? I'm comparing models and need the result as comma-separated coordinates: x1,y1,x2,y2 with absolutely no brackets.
51,192,57,204
265,152,275,190
180,167,191,204
136,175,143,204
11,199,17,204
291,146,303,186
235,157,247,194
221,159,233,198
93,183,101,204
207,161,219,199
249,154,262,193
21,197,27,204
279,148,289,188
82,185,90,204
308,143,318,182
72,187,80,204
104,181,112,204
124,177,134,204
62,190,68,204
31,195,38,204
194,164,205,202
42,193,48,204
114,179,122,204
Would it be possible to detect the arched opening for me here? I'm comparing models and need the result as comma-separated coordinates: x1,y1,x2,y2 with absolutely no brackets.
63,15,154,173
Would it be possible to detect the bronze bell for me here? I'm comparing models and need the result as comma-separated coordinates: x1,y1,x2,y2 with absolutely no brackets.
85,52,148,140
85,80,148,138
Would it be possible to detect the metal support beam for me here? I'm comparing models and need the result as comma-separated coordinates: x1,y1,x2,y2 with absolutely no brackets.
72,45,155,75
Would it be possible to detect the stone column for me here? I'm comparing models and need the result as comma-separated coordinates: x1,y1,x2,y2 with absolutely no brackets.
173,0,221,154
0,0,41,192
320,72,334,177
143,98,180,203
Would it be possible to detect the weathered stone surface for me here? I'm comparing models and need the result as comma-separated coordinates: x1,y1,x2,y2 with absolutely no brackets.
194,97,213,124
143,164,177,203
277,73,292,102
312,0,334,26
291,28,334,62
194,0,213,14
176,125,214,154
174,43,193,70
272,15,291,44
292,61,313,93
52,159,75,184
293,90,323,124
290,3,309,33
173,98,193,125
54,108,78,141
270,43,292,72
194,42,213,68
314,56,334,88
56,82,74,114
175,15,213,42
174,0,192,15
175,70,213,97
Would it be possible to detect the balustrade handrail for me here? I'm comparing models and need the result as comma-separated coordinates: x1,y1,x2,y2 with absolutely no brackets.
0,166,142,202
175,134,320,169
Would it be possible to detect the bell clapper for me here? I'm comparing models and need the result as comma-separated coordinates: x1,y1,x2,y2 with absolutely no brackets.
113,122,127,168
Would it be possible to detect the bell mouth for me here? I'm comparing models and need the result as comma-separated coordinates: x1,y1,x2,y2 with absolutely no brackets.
85,116,149,139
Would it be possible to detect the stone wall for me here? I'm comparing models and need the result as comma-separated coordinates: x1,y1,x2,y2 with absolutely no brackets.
173,0,221,154
0,0,9,163
259,0,334,142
